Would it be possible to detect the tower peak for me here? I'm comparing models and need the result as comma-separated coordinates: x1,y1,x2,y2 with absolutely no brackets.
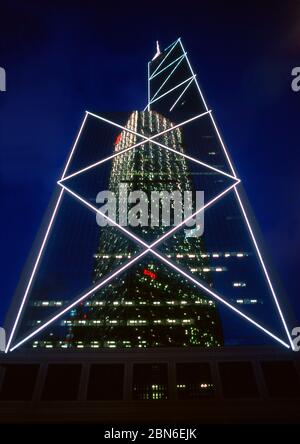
152,41,161,61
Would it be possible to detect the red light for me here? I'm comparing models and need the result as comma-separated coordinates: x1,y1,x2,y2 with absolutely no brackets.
114,133,122,145
143,269,157,280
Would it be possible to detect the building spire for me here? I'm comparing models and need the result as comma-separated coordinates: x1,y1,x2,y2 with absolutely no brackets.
152,41,161,61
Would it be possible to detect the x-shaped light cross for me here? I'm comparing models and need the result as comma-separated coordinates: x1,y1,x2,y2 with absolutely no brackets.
8,110,291,351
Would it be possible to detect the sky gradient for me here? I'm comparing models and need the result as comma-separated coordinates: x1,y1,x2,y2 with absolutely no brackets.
0,0,299,332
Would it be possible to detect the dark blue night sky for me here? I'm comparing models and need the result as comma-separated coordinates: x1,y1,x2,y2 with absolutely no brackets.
0,0,299,332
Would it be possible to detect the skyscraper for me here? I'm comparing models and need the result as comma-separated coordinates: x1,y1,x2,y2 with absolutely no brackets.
4,38,294,353
69,110,224,349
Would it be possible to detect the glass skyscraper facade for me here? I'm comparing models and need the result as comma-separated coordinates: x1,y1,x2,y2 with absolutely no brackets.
5,38,293,352
68,110,223,349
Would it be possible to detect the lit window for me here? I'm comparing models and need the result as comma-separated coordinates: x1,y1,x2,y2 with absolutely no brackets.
233,282,246,288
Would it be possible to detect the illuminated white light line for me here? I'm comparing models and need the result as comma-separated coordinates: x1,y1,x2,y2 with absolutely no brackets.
210,111,290,345
150,38,179,78
176,39,238,179
150,249,290,349
149,181,239,249
10,249,149,352
61,179,238,253
169,78,194,112
8,180,150,350
153,110,210,135
182,39,293,347
61,112,89,179
5,188,64,353
60,111,212,183
14,182,285,350
87,111,236,182
9,43,291,351
209,113,238,178
178,39,209,113
88,111,237,180
85,111,236,181
11,180,289,350
5,113,89,353
148,75,196,107
150,55,185,102
199,87,291,346
176,39,293,348
60,183,149,250
11,41,291,350
164,38,180,52
150,52,187,80
60,139,147,183
10,181,239,349
87,111,135,133
60,129,238,256
233,186,295,349
61,177,238,253
141,124,237,181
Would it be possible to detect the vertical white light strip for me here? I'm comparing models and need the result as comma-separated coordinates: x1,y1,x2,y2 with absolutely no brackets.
5,112,89,353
